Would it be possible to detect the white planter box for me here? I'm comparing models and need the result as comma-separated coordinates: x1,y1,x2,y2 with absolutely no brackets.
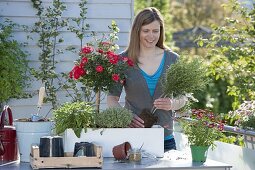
63,126,164,157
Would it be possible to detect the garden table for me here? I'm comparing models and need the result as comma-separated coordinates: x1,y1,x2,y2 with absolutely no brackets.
1,150,232,170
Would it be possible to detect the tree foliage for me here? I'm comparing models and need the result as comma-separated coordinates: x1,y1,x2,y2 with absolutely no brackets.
198,0,255,109
169,0,229,31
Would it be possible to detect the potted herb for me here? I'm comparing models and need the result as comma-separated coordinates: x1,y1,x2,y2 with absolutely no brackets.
180,109,224,162
53,101,96,138
63,107,164,157
95,107,133,128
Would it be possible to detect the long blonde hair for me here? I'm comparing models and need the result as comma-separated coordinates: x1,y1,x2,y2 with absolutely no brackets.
126,7,167,63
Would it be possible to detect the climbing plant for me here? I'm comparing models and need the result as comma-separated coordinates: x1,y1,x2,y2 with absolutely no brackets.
30,0,68,109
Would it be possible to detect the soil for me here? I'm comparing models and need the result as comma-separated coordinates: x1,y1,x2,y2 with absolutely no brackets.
139,109,158,128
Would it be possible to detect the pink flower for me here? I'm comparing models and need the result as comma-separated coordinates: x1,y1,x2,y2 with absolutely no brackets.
112,74,120,82
96,65,104,73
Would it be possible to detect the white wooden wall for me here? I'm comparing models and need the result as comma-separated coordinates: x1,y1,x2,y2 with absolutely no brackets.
0,0,133,119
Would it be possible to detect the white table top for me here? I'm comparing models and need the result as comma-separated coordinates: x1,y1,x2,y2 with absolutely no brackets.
0,150,232,170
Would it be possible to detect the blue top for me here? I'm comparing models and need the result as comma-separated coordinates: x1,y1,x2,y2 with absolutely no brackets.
140,52,166,96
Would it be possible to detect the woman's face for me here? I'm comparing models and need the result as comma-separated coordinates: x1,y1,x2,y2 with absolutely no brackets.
139,20,160,49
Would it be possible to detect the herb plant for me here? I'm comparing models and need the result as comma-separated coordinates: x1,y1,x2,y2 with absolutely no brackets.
95,107,133,128
162,56,209,98
53,101,96,138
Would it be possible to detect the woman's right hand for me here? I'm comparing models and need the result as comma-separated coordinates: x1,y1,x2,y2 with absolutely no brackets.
128,114,144,128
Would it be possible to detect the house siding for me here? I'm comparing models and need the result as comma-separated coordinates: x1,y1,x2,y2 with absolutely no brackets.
0,0,133,119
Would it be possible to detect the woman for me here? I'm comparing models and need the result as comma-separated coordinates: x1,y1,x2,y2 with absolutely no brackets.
107,7,187,151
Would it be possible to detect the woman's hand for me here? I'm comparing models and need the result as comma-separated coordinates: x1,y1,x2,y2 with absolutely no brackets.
128,114,144,128
153,98,172,111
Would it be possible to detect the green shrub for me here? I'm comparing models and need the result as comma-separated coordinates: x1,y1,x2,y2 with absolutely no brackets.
0,20,29,106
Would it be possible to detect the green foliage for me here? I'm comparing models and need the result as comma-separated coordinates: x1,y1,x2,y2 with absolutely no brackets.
162,56,209,98
198,0,255,109
169,0,228,31
53,102,95,138
241,115,255,130
181,109,224,149
218,135,244,147
95,107,133,128
68,0,89,47
0,19,29,105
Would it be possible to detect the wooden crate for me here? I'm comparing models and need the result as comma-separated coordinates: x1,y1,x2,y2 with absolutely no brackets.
30,145,103,169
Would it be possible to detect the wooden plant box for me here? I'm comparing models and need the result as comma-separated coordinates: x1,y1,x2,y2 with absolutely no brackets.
30,145,103,169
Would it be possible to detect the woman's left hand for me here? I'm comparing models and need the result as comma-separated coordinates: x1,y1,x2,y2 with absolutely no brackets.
153,98,172,111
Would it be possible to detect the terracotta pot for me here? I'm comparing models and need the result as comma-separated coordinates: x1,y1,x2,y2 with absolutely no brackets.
139,109,158,128
112,142,131,160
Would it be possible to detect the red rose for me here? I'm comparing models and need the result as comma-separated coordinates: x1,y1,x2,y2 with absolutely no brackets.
97,49,104,54
106,51,115,58
81,57,88,65
109,55,119,65
78,67,86,76
71,65,86,80
112,74,120,82
81,46,93,54
69,71,73,79
70,65,79,79
127,59,134,67
96,65,104,72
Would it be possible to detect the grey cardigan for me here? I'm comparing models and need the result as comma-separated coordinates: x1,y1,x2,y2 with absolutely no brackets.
108,50,179,137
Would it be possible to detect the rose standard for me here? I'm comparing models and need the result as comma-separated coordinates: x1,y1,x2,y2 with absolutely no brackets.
69,40,134,112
